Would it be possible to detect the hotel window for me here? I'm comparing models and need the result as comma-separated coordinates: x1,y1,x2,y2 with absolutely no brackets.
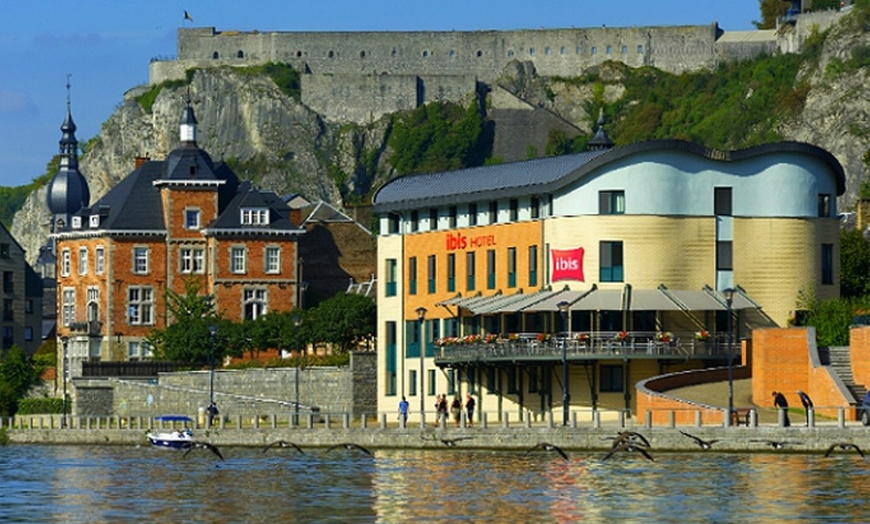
716,241,733,271
528,245,538,287
127,286,154,325
466,252,476,291
78,248,88,275
386,259,397,297
428,369,436,396
509,199,519,221
408,257,418,295
388,214,400,234
133,247,149,274
185,208,201,229
243,288,268,320
818,194,831,217
427,255,436,294
469,203,478,226
62,288,75,327
87,287,100,323
410,211,419,232
600,364,624,392
489,201,498,224
241,207,269,226
531,197,540,219
386,321,397,395
180,247,206,274
822,243,834,285
95,246,105,275
508,247,517,288
449,206,457,228
429,208,437,230
714,187,732,216
61,249,71,276
600,241,624,282
599,190,625,214
409,370,418,396
231,246,247,274
486,249,496,289
265,246,280,273
447,254,456,292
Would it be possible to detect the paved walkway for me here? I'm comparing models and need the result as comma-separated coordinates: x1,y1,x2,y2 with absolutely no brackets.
666,378,780,424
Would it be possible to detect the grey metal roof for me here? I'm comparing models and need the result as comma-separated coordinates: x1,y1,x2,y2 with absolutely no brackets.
372,140,847,213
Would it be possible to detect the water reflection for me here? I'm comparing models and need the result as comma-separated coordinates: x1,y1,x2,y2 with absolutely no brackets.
1,445,868,522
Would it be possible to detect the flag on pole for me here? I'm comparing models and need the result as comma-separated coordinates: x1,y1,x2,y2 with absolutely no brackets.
184,10,194,23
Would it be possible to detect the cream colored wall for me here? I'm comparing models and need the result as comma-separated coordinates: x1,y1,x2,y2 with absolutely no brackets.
376,235,405,416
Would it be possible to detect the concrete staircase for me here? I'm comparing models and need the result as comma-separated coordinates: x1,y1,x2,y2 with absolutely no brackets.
825,346,866,404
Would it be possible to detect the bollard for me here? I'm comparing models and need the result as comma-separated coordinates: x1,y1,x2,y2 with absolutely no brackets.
668,411,675,429
254,415,260,429
525,411,532,428
695,410,702,427
361,413,369,429
307,413,314,429
271,414,277,429
547,411,554,429
592,409,600,428
343,413,350,429
325,414,331,429
482,411,488,429
618,410,625,428
419,413,426,429
644,410,652,429
749,409,758,427
724,409,732,428
838,407,845,428
381,413,388,429
807,408,815,428
461,412,467,429
571,411,578,428
778,407,786,427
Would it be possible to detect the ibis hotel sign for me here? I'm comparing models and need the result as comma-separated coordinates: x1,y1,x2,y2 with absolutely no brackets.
551,247,585,282
445,232,497,251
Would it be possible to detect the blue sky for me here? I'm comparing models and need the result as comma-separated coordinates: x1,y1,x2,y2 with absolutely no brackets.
0,0,763,188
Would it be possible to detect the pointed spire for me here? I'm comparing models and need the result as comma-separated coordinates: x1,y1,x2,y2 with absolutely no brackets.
179,88,198,145
46,74,90,228
588,107,614,151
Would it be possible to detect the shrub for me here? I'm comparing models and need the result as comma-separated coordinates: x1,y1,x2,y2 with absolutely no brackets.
16,398,64,415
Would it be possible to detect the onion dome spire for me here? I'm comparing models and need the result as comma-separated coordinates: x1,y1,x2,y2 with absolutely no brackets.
46,74,90,230
588,108,614,151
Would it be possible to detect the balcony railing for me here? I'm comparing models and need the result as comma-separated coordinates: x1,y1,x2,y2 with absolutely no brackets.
434,331,734,363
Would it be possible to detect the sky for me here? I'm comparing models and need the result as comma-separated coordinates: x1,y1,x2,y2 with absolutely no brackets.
0,0,764,188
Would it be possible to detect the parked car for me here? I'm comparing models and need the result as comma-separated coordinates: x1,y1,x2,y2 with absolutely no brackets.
859,392,870,426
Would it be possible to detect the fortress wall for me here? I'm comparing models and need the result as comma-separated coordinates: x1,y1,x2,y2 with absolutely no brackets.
170,25,720,84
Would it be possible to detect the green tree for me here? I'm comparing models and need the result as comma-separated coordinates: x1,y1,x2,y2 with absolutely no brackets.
307,293,376,353
148,279,222,364
754,0,791,29
0,346,38,416
806,297,870,346
840,229,870,298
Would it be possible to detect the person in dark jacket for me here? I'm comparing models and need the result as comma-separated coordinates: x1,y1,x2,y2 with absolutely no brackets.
772,391,790,427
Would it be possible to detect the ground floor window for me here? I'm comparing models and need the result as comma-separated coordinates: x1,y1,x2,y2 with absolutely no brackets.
600,364,624,392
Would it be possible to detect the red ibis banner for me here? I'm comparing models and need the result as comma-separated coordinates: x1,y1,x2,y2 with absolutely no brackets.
551,248,584,282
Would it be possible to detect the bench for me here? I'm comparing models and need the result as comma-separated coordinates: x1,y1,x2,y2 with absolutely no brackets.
731,408,754,426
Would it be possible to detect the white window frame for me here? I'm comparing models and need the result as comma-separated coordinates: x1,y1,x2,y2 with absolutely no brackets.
128,340,154,361
127,286,154,326
133,247,150,274
240,208,269,226
61,249,71,277
243,288,268,320
62,288,76,327
230,246,247,274
265,246,281,274
95,245,105,275
87,287,100,323
78,247,88,275
185,208,201,229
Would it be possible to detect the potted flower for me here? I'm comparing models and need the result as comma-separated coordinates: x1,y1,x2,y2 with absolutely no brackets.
656,332,673,343
575,333,590,342
614,330,628,341
695,330,710,341
536,333,551,342
484,334,499,344
508,333,519,342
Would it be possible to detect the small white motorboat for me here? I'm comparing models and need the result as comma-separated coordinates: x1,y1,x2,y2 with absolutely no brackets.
146,416,194,449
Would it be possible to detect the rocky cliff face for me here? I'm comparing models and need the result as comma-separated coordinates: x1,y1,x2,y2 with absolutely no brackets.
11,12,868,265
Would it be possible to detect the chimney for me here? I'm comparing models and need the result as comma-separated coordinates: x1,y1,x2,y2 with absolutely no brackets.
134,156,149,169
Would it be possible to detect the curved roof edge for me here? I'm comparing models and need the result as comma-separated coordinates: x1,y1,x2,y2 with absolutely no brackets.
372,139,846,213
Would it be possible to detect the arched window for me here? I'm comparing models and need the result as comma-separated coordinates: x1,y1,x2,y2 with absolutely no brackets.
237,50,244,58
476,50,483,57
212,51,219,59
328,50,335,58
422,49,430,57
296,51,302,58
360,50,366,58
243,288,268,321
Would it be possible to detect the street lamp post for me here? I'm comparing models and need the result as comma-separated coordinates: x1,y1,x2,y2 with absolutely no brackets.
208,325,217,411
416,306,427,422
724,288,734,427
293,314,302,426
60,336,69,428
557,300,570,426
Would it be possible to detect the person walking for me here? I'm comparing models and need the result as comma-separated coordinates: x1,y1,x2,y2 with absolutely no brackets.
772,391,790,427
465,393,476,427
207,402,219,427
450,396,462,427
398,396,409,426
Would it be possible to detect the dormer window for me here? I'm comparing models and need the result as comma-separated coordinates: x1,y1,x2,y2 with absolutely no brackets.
90,215,101,228
241,208,269,226
71,216,82,229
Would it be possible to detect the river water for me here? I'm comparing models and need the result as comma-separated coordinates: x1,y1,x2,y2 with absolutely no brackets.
1,444,868,522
